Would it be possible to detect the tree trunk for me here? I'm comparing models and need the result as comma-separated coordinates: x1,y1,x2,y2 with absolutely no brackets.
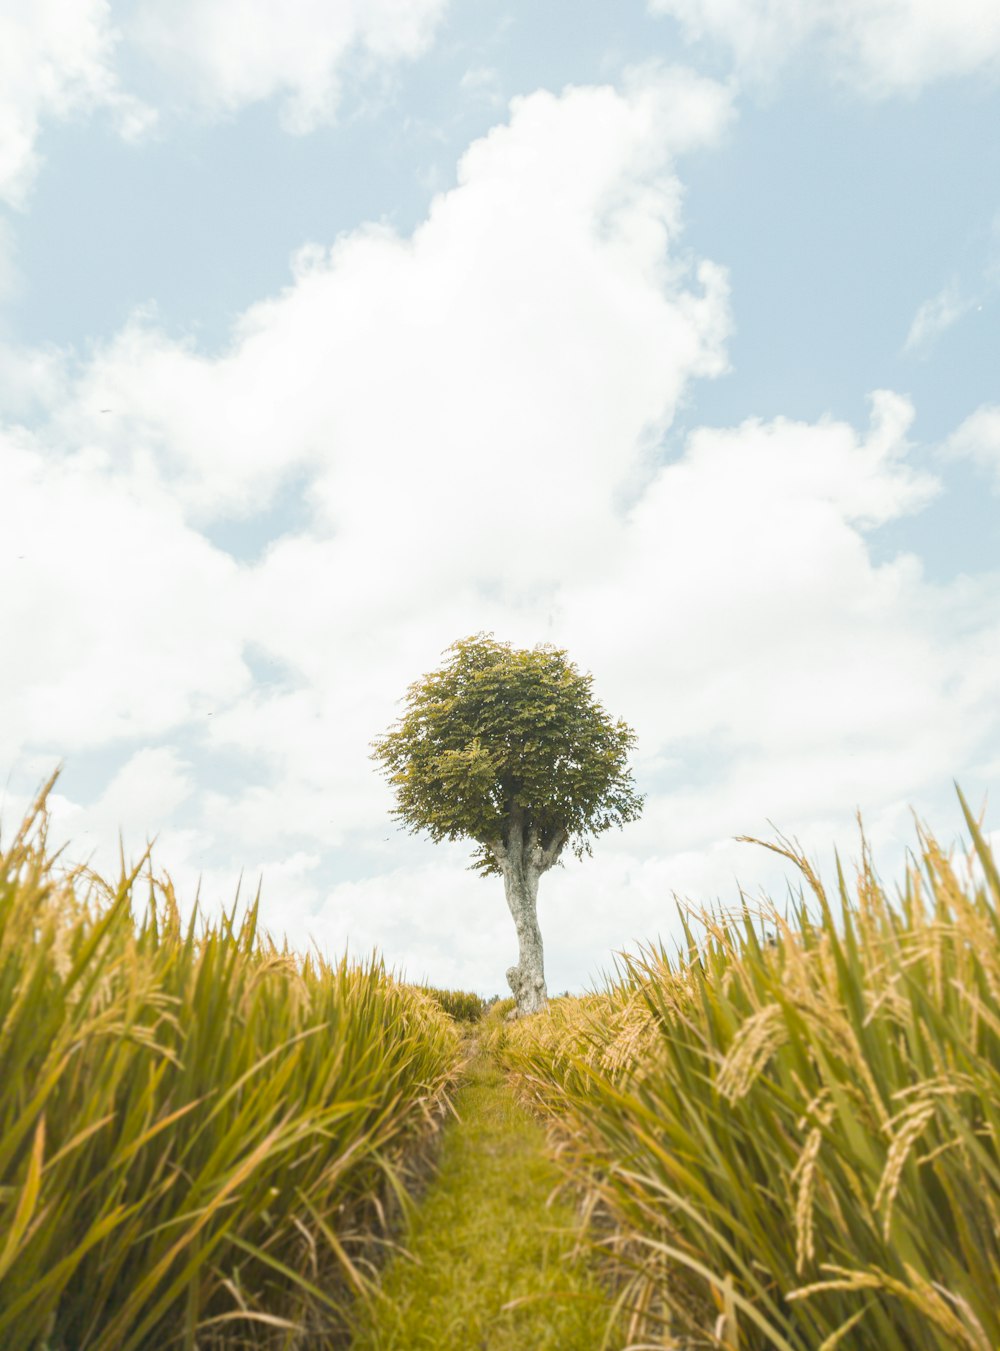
502,858,547,1016
489,820,566,1017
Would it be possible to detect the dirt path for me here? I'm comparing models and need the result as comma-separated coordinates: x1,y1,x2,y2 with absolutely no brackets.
346,1041,622,1350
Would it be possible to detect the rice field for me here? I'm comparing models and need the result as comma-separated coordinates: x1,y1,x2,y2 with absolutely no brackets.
493,793,1000,1350
0,775,460,1350
6,770,1000,1350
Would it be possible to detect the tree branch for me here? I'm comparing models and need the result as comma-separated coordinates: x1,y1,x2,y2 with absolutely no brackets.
540,829,568,870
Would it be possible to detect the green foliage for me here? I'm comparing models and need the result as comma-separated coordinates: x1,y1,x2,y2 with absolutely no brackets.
0,775,460,1350
499,798,1000,1350
371,634,643,875
416,986,486,1022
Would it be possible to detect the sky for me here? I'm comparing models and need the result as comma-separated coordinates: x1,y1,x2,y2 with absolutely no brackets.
1,0,999,996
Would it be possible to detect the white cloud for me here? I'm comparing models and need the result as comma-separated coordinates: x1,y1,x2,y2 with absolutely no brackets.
14,383,997,995
53,71,731,549
904,283,976,353
556,391,944,747
1,65,734,829
43,747,198,856
0,429,250,767
0,0,153,208
648,0,1000,94
5,69,1000,996
0,339,69,421
127,0,451,131
943,404,1000,491
0,0,450,209
0,0,452,209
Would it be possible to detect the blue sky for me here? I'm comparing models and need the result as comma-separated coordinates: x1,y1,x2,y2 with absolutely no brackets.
2,0,999,994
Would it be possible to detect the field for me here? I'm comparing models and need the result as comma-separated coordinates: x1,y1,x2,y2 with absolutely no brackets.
3,777,1000,1349
0,775,460,1350
492,795,1000,1349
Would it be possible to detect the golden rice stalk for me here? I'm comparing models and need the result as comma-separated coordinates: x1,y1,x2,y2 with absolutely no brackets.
715,1004,786,1103
789,1097,834,1273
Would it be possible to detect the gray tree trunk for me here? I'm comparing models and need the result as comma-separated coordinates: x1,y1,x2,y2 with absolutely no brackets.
503,858,547,1015
489,821,567,1018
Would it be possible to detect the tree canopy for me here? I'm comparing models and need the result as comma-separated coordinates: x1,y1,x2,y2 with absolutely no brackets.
371,634,643,877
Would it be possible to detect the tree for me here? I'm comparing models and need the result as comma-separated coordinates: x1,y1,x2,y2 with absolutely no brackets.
371,634,643,1017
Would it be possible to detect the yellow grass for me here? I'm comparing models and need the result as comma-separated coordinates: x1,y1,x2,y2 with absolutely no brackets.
495,796,1000,1349
0,774,460,1350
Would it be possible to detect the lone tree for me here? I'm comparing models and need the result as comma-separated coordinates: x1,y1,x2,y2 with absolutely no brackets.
371,634,643,1017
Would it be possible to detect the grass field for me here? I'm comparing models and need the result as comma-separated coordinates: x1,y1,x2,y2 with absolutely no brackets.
493,794,1000,1349
347,1038,625,1350
0,775,460,1350
4,777,1000,1349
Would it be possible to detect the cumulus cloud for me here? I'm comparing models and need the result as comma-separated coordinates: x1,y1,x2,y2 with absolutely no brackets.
0,428,250,768
21,65,733,657
0,0,153,208
1,65,733,817
648,0,1000,94
50,72,732,554
545,393,997,905
943,405,1000,491
41,747,198,857
0,338,69,421
5,69,1000,992
0,0,449,207
1,68,736,972
126,0,451,130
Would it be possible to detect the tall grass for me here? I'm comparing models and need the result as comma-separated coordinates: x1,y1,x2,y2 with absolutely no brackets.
414,986,487,1023
497,793,1000,1350
0,774,460,1350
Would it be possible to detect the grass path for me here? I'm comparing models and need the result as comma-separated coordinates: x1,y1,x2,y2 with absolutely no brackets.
346,1039,622,1351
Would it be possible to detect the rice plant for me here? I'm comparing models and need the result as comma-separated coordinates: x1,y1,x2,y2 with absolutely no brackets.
0,773,460,1350
413,986,487,1023
499,793,1000,1350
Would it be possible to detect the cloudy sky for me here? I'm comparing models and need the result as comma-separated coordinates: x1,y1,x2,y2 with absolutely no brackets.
2,0,999,995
